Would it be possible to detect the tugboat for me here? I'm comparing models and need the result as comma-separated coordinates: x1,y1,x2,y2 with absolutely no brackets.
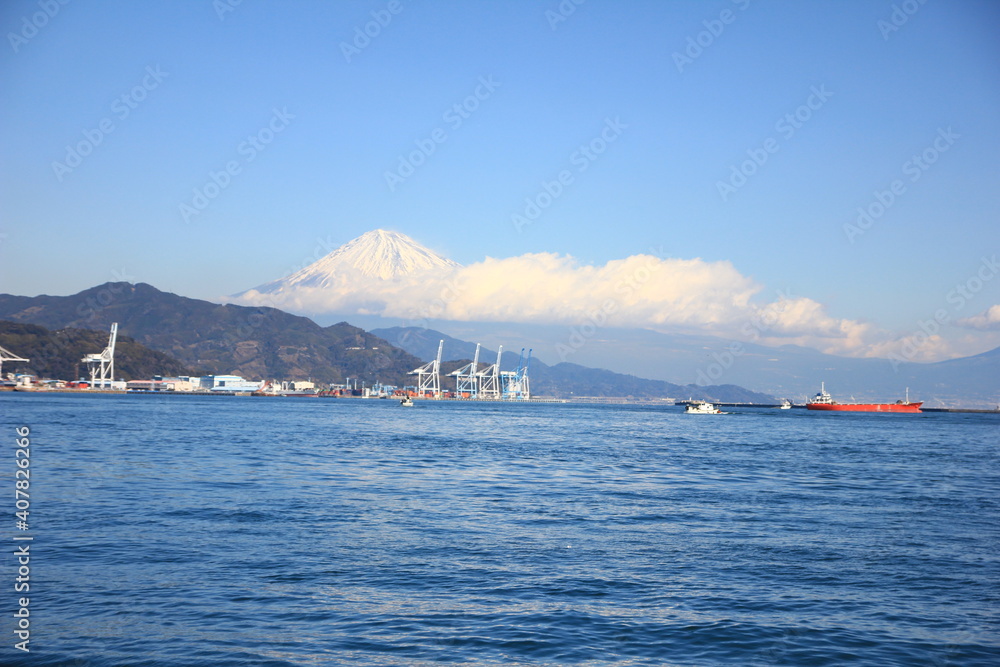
805,383,922,413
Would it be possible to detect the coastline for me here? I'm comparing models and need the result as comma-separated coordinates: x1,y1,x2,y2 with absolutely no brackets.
3,388,997,412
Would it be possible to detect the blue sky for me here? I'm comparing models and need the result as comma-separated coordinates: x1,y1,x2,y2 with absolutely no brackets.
1,0,998,359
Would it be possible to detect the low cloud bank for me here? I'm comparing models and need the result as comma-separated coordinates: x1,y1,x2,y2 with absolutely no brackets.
236,251,892,356
957,304,1000,331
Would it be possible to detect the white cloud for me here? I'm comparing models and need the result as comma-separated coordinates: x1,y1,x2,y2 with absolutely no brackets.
236,251,881,356
747,295,876,356
956,304,1000,330
863,334,954,363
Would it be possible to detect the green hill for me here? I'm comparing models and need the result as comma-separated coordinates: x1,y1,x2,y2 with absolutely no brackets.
0,321,190,381
0,283,424,385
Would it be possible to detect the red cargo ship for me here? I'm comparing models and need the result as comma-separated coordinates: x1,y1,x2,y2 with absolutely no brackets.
806,383,922,413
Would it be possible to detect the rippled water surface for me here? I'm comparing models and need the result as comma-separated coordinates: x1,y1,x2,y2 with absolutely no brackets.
2,393,998,665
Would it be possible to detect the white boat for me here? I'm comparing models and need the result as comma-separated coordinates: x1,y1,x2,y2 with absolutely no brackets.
779,399,792,409
400,397,414,407
685,401,725,414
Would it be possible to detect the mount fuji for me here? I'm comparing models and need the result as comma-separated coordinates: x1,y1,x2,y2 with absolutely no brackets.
248,229,460,292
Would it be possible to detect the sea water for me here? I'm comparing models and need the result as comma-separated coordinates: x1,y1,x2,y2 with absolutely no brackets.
1,393,997,666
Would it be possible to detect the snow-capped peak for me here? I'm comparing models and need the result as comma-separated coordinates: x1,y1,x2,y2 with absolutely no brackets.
329,229,460,280
250,229,461,293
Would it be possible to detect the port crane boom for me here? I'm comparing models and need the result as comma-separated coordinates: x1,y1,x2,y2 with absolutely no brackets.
0,345,29,379
82,322,117,389
450,343,482,398
409,339,443,398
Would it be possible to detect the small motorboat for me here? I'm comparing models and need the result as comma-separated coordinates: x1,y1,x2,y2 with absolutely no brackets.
684,401,725,414
400,397,414,407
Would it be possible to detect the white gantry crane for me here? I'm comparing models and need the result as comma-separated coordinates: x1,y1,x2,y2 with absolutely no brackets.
82,322,118,389
450,343,481,398
0,345,30,380
477,345,502,400
409,339,443,398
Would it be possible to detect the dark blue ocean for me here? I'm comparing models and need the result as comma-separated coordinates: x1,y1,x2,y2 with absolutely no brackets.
2,393,998,666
